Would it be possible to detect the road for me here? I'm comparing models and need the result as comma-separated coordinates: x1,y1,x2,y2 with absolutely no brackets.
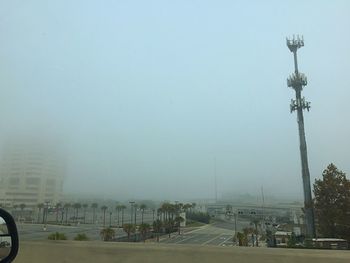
158,218,251,246
160,224,234,246
17,217,251,244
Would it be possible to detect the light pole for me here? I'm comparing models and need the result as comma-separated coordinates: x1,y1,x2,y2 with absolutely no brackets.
109,212,112,227
286,35,315,238
134,204,137,226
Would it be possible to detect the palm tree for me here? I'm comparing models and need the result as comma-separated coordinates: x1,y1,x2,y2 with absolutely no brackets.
140,204,147,224
183,203,192,213
64,203,71,224
19,203,26,219
37,203,44,223
115,205,121,227
120,205,126,226
55,202,62,223
101,205,108,227
153,219,163,242
123,223,136,241
91,203,98,224
133,204,138,225
250,219,260,247
191,202,196,213
73,203,82,223
164,219,175,238
139,223,150,242
100,227,115,241
175,216,184,235
82,204,88,224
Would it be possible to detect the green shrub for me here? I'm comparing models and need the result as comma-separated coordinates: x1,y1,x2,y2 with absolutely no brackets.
74,233,89,241
48,232,67,240
100,227,116,241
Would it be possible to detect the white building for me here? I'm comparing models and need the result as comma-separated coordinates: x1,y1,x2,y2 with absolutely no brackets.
0,139,65,207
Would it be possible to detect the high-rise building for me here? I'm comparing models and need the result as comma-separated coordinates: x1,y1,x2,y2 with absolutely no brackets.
0,139,65,207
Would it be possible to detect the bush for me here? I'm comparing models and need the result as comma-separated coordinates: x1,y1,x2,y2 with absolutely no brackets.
100,227,116,241
74,233,89,241
48,232,67,240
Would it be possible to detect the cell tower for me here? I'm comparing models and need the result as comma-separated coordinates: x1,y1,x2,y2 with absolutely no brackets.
286,35,315,238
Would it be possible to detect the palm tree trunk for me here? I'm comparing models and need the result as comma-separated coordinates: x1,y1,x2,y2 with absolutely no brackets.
117,210,120,227
37,209,41,223
103,211,106,227
121,210,124,226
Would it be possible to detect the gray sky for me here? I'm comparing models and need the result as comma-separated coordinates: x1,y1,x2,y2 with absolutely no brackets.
1,0,349,201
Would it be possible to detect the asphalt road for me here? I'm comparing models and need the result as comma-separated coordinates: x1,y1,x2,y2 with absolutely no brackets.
160,224,234,246
158,219,251,246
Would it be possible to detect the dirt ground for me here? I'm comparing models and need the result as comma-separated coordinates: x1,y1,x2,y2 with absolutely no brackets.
15,241,350,263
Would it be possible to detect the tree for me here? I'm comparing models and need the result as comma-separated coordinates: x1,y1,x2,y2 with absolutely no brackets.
48,232,67,240
91,203,98,224
73,203,82,223
287,232,297,248
139,223,151,242
120,205,126,226
101,206,108,227
115,205,121,227
164,219,175,238
100,228,115,241
153,219,163,242
64,203,71,224
175,216,184,235
37,203,44,223
82,204,88,224
314,163,350,241
140,204,147,224
123,223,136,241
236,232,246,246
74,233,89,241
55,203,62,223
19,203,26,219
250,218,260,247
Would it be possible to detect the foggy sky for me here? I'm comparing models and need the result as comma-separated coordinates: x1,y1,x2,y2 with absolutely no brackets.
1,0,349,201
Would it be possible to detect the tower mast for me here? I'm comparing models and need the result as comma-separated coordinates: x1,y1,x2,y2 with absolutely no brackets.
286,35,315,238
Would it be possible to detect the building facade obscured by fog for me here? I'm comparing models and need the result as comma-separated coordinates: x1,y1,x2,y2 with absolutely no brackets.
0,138,65,207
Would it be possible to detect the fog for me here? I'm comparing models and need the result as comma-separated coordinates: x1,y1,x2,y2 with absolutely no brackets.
1,0,349,201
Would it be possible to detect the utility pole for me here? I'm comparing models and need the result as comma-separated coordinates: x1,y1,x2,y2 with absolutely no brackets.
286,35,315,238
214,158,218,203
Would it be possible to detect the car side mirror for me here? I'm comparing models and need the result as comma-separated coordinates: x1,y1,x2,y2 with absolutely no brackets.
0,208,19,263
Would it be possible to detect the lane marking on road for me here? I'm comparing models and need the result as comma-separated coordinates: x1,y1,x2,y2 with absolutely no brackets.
175,235,196,244
183,224,210,234
218,236,231,246
201,233,226,245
